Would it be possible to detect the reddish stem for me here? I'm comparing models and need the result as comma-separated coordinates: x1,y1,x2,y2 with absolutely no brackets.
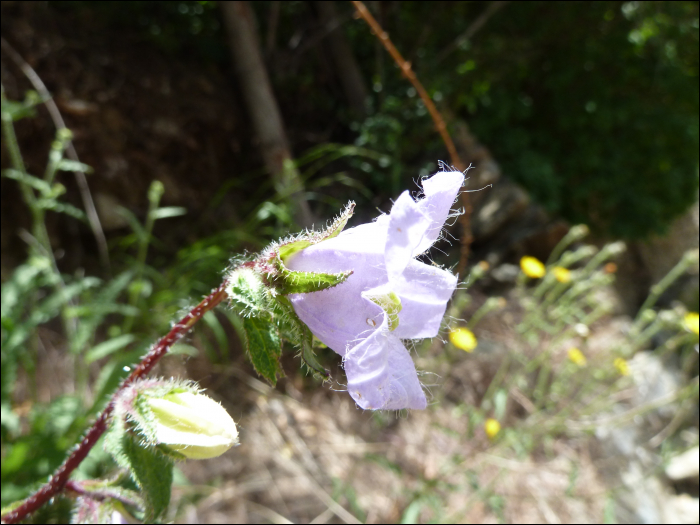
1,282,229,524
350,1,474,276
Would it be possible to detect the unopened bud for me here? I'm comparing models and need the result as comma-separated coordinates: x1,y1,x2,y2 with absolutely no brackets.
145,391,238,460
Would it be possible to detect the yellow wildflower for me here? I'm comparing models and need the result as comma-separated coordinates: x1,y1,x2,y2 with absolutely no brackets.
614,357,630,376
567,347,587,366
683,312,699,335
478,260,490,271
449,327,478,352
552,266,572,283
484,418,501,439
520,256,546,278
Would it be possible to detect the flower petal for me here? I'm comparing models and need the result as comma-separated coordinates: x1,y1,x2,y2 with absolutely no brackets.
384,191,432,282
289,278,384,356
391,260,458,339
415,170,464,255
287,221,395,355
344,319,427,410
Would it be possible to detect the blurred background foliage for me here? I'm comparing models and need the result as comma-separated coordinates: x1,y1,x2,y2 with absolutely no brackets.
1,1,698,522
50,0,699,238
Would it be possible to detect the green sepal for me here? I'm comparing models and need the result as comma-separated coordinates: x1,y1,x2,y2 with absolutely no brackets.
242,315,284,386
275,296,330,380
272,256,352,295
323,201,355,240
265,201,355,295
278,239,313,263
300,325,330,381
277,201,355,265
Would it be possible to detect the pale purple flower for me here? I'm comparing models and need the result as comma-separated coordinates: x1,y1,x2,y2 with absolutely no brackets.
286,169,464,410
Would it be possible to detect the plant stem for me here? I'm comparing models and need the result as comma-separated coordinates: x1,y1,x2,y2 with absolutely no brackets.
1,282,229,524
349,1,474,276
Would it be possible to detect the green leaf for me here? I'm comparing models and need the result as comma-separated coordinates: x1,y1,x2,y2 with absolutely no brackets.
56,159,93,174
242,315,283,385
2,168,53,196
150,206,187,220
121,434,173,523
84,334,136,364
1,91,41,121
226,268,266,316
36,198,87,221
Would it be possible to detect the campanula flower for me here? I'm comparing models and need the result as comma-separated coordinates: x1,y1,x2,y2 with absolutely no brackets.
285,168,464,410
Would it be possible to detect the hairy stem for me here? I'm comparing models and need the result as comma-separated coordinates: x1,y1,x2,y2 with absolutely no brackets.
1,282,229,524
350,1,473,275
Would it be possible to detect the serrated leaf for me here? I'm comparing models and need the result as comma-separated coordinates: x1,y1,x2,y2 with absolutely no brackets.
242,316,283,385
226,268,266,316
120,434,173,523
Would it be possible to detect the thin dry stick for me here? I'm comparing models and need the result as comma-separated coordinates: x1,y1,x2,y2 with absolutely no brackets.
1,38,111,271
350,1,474,275
1,283,229,524
434,1,508,64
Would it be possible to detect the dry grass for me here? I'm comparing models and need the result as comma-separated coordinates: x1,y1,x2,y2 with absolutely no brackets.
172,310,614,524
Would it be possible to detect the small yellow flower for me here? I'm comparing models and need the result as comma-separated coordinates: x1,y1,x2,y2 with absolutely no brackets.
567,347,587,366
552,266,571,283
478,260,490,271
683,312,699,335
449,328,479,352
614,357,630,376
449,327,478,352
520,256,546,279
484,418,501,439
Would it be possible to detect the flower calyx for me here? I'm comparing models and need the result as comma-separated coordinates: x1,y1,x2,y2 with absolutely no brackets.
262,201,356,296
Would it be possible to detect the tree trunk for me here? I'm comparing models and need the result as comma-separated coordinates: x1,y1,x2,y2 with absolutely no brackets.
220,1,313,227
316,1,367,117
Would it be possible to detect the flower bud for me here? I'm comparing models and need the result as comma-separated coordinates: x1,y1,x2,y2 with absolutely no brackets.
145,391,238,460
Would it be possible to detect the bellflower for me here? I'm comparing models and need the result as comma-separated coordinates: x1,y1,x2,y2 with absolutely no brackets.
285,169,464,410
